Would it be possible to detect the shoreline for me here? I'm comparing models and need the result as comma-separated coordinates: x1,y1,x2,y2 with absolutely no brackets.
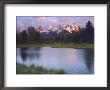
16,43,94,48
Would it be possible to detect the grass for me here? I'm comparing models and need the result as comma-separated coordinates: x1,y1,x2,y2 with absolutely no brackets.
16,63,67,74
16,42,94,48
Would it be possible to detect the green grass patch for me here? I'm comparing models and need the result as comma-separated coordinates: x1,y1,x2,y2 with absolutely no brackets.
16,63,67,74
16,43,94,48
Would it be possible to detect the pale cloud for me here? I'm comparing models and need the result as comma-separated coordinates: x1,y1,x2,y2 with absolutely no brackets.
37,17,48,22
48,17,58,22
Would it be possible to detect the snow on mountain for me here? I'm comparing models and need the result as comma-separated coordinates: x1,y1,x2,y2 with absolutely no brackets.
17,23,82,34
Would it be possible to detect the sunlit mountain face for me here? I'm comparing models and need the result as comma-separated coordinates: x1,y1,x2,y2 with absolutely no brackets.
16,16,94,33
46,23,82,33
17,23,82,34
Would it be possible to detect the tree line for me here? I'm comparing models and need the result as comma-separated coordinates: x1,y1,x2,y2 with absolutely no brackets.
16,21,94,44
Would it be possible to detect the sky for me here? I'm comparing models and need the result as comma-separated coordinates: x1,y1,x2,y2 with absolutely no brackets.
16,16,94,31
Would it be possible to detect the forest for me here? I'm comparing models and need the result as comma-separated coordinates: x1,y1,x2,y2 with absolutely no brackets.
16,21,94,47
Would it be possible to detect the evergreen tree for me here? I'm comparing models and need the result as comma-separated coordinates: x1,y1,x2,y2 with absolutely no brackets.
19,30,28,44
84,21,94,43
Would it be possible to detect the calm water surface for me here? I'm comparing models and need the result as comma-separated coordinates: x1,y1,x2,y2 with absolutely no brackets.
16,47,94,74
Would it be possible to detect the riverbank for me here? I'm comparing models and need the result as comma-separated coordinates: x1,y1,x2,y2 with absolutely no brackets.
16,63,67,74
16,43,94,48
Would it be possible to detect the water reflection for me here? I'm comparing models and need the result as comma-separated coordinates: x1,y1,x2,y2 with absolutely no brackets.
35,48,41,60
20,48,41,62
27,48,41,61
17,47,94,74
84,49,94,72
20,48,27,62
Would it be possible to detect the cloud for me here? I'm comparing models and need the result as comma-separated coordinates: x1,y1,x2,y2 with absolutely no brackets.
48,17,58,23
37,17,48,22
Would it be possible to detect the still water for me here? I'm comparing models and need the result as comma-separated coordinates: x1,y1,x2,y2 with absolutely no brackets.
16,47,94,74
